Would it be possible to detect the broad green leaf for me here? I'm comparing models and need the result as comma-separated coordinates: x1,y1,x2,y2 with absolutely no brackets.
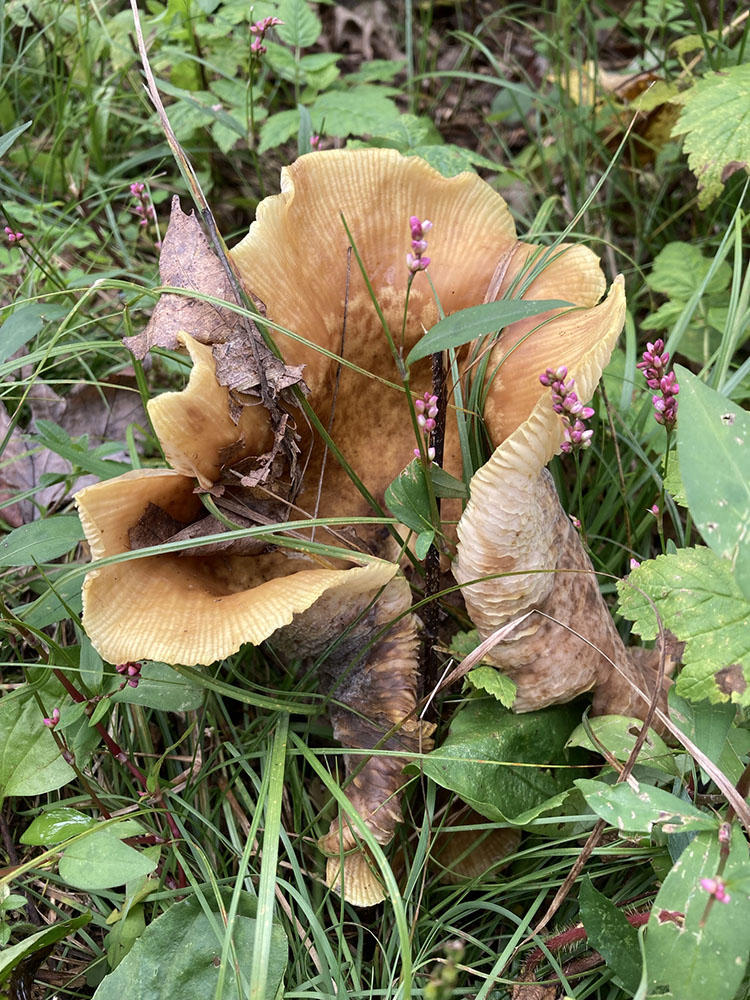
668,691,736,772
17,571,84,628
673,63,750,207
646,829,750,1000
618,547,750,704
676,367,750,598
0,691,75,798
406,299,572,365
567,715,678,775
276,0,321,48
92,891,287,1000
0,516,84,566
429,465,468,500
385,460,433,535
663,450,687,506
345,59,405,84
579,877,641,993
21,806,97,846
365,113,441,151
646,242,731,300
110,662,205,712
574,778,719,834
106,902,146,970
417,698,583,824
0,913,90,988
59,831,158,890
465,666,517,708
0,301,68,364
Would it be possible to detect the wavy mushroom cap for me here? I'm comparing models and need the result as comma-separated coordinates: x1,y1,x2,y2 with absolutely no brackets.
78,149,620,668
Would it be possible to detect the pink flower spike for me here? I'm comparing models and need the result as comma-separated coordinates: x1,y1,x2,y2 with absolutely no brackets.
43,707,61,729
700,877,731,903
649,504,659,516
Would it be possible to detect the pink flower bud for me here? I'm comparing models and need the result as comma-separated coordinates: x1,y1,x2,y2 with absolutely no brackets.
630,558,641,570
43,707,61,728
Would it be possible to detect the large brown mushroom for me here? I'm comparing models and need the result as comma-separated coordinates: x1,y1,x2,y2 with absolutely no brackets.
77,148,646,904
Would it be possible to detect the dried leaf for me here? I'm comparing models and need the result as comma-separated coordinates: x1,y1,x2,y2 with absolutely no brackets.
211,336,305,399
128,502,187,550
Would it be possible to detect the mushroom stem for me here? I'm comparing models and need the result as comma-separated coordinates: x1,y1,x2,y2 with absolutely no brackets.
271,574,433,905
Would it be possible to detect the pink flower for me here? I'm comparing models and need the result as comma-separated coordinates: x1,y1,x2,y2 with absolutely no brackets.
540,367,596,454
43,707,60,729
637,338,678,429
407,216,432,273
310,134,321,150
414,392,438,464
649,503,659,516
4,226,24,243
250,15,283,55
629,558,641,570
700,877,731,903
116,661,142,689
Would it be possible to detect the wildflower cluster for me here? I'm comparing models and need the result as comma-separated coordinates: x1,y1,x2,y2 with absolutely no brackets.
250,16,283,55
700,876,730,903
407,216,432,273
310,134,321,151
4,226,23,244
637,338,679,430
130,182,156,228
539,365,595,453
414,392,438,463
116,661,142,689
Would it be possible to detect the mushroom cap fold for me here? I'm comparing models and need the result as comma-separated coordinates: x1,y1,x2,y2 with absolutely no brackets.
77,468,397,665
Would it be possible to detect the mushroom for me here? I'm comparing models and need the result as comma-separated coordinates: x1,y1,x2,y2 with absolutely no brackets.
77,148,648,904
453,276,674,718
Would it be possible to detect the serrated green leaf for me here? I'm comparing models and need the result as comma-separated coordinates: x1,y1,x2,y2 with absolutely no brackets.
465,666,517,708
646,242,731,300
646,829,750,1000
579,877,642,992
676,367,750,598
406,299,571,365
59,831,158,890
92,891,287,1000
345,59,405,84
409,143,503,177
618,547,750,704
276,0,320,48
311,86,399,138
364,113,441,151
21,807,97,846
566,715,678,775
416,699,583,824
574,778,718,834
673,63,750,207
258,108,300,153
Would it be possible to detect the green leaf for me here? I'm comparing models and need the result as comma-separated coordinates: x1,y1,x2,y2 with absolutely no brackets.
59,831,158,891
0,301,68,364
78,629,105,691
0,691,75,798
646,829,750,1000
417,698,584,824
345,59,405,84
21,806,97,846
34,419,130,478
0,913,90,989
92,891,287,1000
405,299,572,365
0,516,84,566
258,108,300,153
676,367,750,598
618,547,750,704
579,877,641,993
663,450,687,506
0,120,32,159
106,902,146,970
430,465,468,500
311,86,399,137
574,778,719,834
409,143,503,177
668,691,736,773
673,63,750,207
363,113,441,151
110,662,205,712
646,242,731,300
465,666,517,708
567,715,678,775
385,459,433,534
276,0,321,48
414,529,434,560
